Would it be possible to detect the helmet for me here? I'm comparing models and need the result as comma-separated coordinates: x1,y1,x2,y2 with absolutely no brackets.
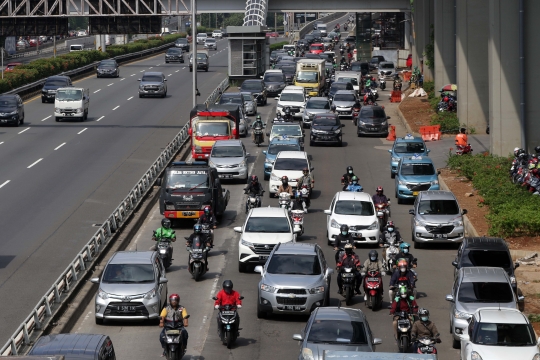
256,115,261,120
203,205,211,216
399,242,410,253
535,145,540,154
418,307,430,322
369,250,378,262
194,224,202,233
344,243,354,255
386,220,395,233
399,285,408,299
169,293,180,304
223,280,233,295
302,167,309,174
161,218,171,229
351,175,359,185
340,224,349,236
397,259,408,268
250,175,259,184
281,176,289,184
376,186,383,193
514,147,521,157
443,96,449,102
347,166,353,174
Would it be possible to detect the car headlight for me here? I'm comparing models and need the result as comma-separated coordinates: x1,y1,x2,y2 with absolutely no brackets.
334,128,341,134
391,157,400,162
54,108,60,113
144,288,157,299
414,218,425,227
359,120,366,125
431,179,439,185
454,310,471,320
311,129,323,134
309,286,325,294
241,239,254,248
208,159,216,167
139,85,144,89
453,219,463,227
98,288,109,300
270,173,280,181
306,112,313,117
165,204,175,210
381,121,387,126
471,351,483,360
398,179,406,185
367,221,378,230
76,108,83,113
265,158,273,164
330,218,341,228
301,348,314,360
260,283,276,293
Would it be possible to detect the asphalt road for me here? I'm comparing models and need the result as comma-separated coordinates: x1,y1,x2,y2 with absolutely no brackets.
0,39,229,342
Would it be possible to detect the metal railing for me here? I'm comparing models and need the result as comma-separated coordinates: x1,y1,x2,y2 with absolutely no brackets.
0,76,229,357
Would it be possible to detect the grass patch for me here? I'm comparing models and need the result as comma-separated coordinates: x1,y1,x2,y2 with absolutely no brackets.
270,41,289,51
528,314,540,323
423,81,460,134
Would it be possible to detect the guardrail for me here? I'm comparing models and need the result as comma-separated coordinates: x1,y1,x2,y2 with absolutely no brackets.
0,76,230,357
298,12,347,40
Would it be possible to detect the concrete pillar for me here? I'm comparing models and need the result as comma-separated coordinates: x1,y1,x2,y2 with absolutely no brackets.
412,0,434,81
524,0,540,152
456,0,489,134
404,11,412,50
434,0,456,90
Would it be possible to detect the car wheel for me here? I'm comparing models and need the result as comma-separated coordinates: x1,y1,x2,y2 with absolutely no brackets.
452,337,460,349
189,68,193,72
20,114,24,125
268,191,273,198
165,61,169,63
55,117,61,122
310,140,314,146
391,172,395,179
41,98,46,103
97,74,100,78
238,262,247,273
95,317,104,325
414,240,423,249
338,138,343,147
397,197,403,204
205,68,208,72
357,132,361,137
139,94,143,98
264,173,269,181
257,303,267,319
264,97,267,105
327,231,332,246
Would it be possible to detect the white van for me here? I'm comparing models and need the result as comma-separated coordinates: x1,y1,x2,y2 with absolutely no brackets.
196,33,208,44
316,23,328,36
69,44,84,52
276,85,306,119
54,87,90,122
334,71,362,94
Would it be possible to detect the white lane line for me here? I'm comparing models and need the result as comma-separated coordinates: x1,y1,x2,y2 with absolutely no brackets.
130,74,136,76
77,128,87,135
27,158,43,169
94,89,101,93
175,70,179,72
0,142,3,145
140,70,144,72
127,96,133,100
18,127,30,134
168,74,172,76
0,180,10,189
149,67,153,69
41,115,51,121
107,83,114,86
96,116,104,122
182,67,185,69
112,106,119,110
54,142,66,150
120,78,125,81
157,63,161,65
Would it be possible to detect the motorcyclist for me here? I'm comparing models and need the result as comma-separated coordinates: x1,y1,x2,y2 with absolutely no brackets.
411,308,441,352
362,250,385,301
341,165,356,190
394,242,417,271
455,127,468,146
333,224,354,263
379,220,403,263
389,259,416,301
214,280,242,336
251,115,265,143
346,175,363,192
297,167,314,206
389,285,418,341
197,206,217,247
244,175,264,211
393,73,402,90
372,186,390,219
340,56,347,66
159,294,189,357
277,176,294,196
150,218,176,251
336,243,362,296
185,224,210,271
291,190,307,213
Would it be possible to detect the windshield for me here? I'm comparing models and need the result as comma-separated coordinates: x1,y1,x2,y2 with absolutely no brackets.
56,89,83,101
264,75,284,82
271,125,302,137
334,201,374,216
167,49,182,54
307,320,368,344
195,122,229,136
102,264,155,283
313,116,338,126
310,45,324,50
418,200,459,215
273,158,308,171
267,254,321,275
360,107,386,118
458,282,514,303
473,323,536,346
268,143,299,155
141,75,162,82
211,145,243,158
281,66,295,75
297,71,318,83
380,63,394,69
334,93,355,102
205,39,215,43
99,61,116,67
219,95,242,104
245,216,290,233
241,93,253,102
307,100,330,109
463,250,512,269
196,54,207,60
0,99,17,107
394,142,425,153
45,79,68,86
338,77,358,86
167,170,208,189
400,163,435,176
331,83,348,92
242,82,263,91
280,93,304,102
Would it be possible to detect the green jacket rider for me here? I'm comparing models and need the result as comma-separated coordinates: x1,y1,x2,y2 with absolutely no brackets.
151,218,176,250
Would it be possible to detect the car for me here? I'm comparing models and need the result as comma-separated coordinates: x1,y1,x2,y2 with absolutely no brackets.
458,307,539,359
208,140,249,181
356,105,390,136
4,62,22,72
0,94,24,127
323,51,336,62
164,47,184,63
296,39,310,49
41,75,72,103
204,37,217,50
239,79,267,106
309,43,325,54
388,134,429,178
292,307,382,359
318,52,333,63
334,71,361,94
138,72,167,98
234,207,298,272
254,242,333,318
218,92,243,106
302,97,331,128
331,90,357,118
90,251,168,324
350,61,370,76
212,29,223,38
241,92,257,115
262,138,301,180
282,44,296,54
394,155,440,203
268,150,312,196
309,113,343,146
267,120,305,148
262,71,286,96
276,86,306,118
269,31,279,37
196,32,207,44
270,50,287,64
304,53,322,60
96,59,119,78
304,34,316,44
325,191,380,246
170,30,178,34
174,37,190,51
328,82,354,101
369,55,385,70
378,61,396,79
28,333,116,359
189,52,209,72
16,39,29,50
69,44,84,52
446,267,521,349
29,37,43,46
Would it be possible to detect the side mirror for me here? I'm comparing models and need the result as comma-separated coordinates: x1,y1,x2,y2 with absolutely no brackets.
445,294,455,302
518,295,525,301
233,226,242,233
341,124,345,127
262,151,267,154
246,153,250,157
310,167,315,171
460,334,470,342
372,338,383,345
90,277,100,284
324,209,331,215
164,79,167,81
137,79,141,81
239,296,244,300
537,337,540,345
266,132,270,136
515,262,520,269
408,209,415,215
159,277,168,284
212,296,217,300
292,334,303,341
452,261,458,267
437,170,441,175
260,76,263,79
387,116,391,119
325,268,334,276
254,265,263,273
156,178,162,186
462,209,468,215
388,149,392,153
274,97,279,100
237,86,241,90
427,149,431,153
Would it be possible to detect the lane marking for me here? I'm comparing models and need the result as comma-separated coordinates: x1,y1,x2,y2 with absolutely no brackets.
54,142,66,150
27,158,43,168
175,70,179,72
41,115,51,121
140,70,144,72
112,106,119,110
149,67,153,69
130,74,136,76
77,128,87,134
107,83,114,86
168,74,172,76
0,180,10,189
120,78,125,81
96,116,104,122
0,142,3,145
127,96,133,100
182,67,185,69
94,89,101,93
18,127,30,134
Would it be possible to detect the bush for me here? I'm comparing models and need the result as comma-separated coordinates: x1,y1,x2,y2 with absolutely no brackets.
270,41,289,51
423,80,460,134
447,153,540,237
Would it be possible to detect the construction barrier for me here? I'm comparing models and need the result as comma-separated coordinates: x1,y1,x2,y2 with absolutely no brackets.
419,125,442,141
390,90,402,103
386,125,396,141
402,71,411,82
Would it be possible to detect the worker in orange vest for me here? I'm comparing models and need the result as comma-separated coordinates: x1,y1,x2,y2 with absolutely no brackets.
455,128,468,146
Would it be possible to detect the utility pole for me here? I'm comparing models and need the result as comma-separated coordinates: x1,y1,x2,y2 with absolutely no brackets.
192,0,197,107
1,46,4,80
53,35,56,58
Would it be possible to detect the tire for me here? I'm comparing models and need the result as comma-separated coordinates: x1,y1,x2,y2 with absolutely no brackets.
345,287,353,306
452,336,461,349
189,68,193,72
55,117,61,122
41,98,46,103
14,118,20,127
391,172,395,179
139,94,143,98
414,240,423,249
264,173,269,181
518,288,525,311
205,68,208,72
397,197,403,204
226,331,233,349
238,262,247,273
324,286,330,306
95,317,104,325
310,140,314,146
97,75,100,78
166,61,169,63
399,335,409,353
257,303,267,318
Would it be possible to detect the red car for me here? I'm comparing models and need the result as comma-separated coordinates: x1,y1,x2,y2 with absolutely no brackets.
309,43,324,54
5,62,22,72
29,38,43,47
270,32,279,37
406,54,412,68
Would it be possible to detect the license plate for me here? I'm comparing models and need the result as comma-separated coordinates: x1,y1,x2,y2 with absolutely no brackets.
398,320,409,325
219,174,233,178
221,311,235,315
433,234,448,238
118,306,135,312
182,211,195,217
369,128,377,131
260,255,269,260
285,305,302,311
350,232,362,238
367,277,379,282
412,191,419,196
339,111,348,114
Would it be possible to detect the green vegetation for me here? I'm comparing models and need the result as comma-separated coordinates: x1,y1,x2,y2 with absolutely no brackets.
528,314,540,323
270,41,289,51
423,24,434,70
447,153,540,237
423,81,460,133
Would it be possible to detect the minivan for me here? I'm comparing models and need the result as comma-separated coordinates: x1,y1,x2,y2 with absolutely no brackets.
29,334,116,360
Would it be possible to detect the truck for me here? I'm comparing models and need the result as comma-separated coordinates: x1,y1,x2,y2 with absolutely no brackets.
189,104,241,160
334,71,362,94
158,161,230,221
54,87,90,122
295,59,326,97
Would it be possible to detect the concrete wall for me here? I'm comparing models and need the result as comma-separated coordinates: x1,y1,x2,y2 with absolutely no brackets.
524,0,540,152
372,49,398,65
433,0,456,89
412,0,434,81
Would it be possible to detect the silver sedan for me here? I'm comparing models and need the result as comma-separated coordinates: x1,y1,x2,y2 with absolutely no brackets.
241,92,258,115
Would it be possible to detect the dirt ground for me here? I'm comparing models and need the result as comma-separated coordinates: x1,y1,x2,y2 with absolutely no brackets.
398,92,434,133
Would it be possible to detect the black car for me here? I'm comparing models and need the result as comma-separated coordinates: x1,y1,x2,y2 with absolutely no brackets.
41,75,72,103
304,53,322,60
369,55,386,70
218,92,243,106
270,50,287,64
96,59,119,78
356,105,390,136
165,47,184,63
239,79,267,106
28,333,116,360
328,81,354,100
263,72,286,95
309,113,343,146
281,65,296,84
0,94,24,126
296,39,309,50
350,61,369,75
304,34,316,44
174,37,190,51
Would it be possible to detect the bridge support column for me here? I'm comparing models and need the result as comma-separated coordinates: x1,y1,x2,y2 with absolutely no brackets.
412,0,434,81
433,0,456,90
355,12,372,63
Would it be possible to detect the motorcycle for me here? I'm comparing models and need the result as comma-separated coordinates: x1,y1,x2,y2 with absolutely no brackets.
375,202,390,230
300,184,311,208
379,76,386,91
340,63,348,71
185,236,209,281
437,95,457,113
363,90,377,106
283,106,293,122
290,209,304,236
352,104,361,125
393,79,402,91
212,296,244,349
200,223,213,248
415,337,438,356
162,315,190,360
244,191,262,214
383,234,402,275
455,144,473,155
362,269,383,311
253,127,264,146
340,266,358,306
154,232,173,270
396,311,413,353
278,192,291,211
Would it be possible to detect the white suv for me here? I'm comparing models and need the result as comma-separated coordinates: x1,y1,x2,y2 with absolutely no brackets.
212,30,223,38
276,86,306,119
235,207,299,272
268,151,313,196
196,33,207,44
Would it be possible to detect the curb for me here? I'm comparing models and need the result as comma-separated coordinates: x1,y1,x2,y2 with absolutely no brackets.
438,176,480,237
395,100,416,136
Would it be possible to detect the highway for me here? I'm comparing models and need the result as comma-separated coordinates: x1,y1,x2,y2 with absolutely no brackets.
65,14,486,360
0,38,229,342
